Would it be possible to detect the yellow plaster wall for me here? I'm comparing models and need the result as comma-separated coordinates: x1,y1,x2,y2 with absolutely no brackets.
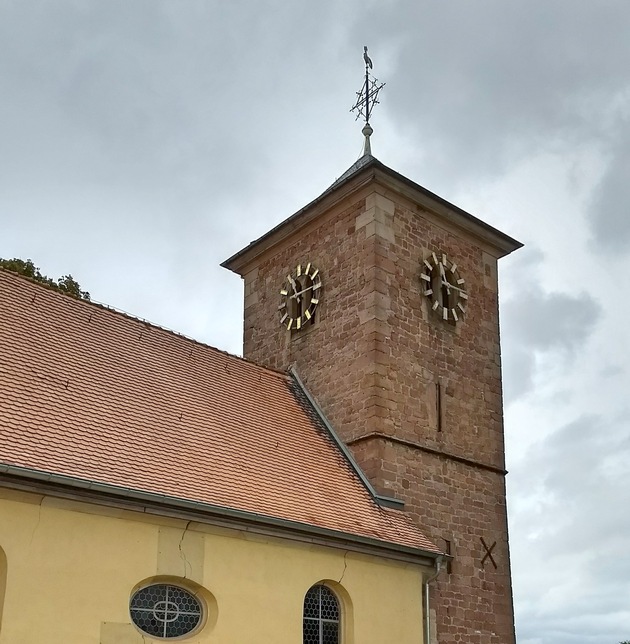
0,488,427,644
0,543,6,637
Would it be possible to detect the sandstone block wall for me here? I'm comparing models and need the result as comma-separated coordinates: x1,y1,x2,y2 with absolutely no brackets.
240,181,515,644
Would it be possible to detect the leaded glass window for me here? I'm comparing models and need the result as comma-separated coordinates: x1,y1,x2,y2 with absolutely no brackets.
303,584,340,644
130,584,202,639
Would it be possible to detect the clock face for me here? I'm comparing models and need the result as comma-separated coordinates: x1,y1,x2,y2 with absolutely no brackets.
420,252,468,323
278,262,322,331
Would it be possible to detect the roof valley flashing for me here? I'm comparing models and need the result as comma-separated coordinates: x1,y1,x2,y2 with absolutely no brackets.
289,366,403,510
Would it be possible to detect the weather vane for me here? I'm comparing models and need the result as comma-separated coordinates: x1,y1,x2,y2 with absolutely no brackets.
350,46,386,156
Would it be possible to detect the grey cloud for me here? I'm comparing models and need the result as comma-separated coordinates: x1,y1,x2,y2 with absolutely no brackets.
518,614,629,644
588,130,630,253
350,2,630,190
501,349,535,404
535,414,630,542
510,412,630,643
501,285,600,403
506,290,600,352
0,0,358,335
0,0,352,204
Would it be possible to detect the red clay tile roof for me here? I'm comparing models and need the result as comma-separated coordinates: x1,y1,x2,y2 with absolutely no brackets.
0,269,439,555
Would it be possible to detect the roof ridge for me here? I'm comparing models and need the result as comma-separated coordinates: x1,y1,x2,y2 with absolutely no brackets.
0,268,289,381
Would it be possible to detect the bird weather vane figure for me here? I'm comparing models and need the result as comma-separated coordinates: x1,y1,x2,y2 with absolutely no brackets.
350,46,385,155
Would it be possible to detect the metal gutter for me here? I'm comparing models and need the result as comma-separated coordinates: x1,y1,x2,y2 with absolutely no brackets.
289,366,404,510
0,463,439,566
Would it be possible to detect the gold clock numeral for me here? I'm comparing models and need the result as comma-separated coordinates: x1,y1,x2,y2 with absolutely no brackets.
421,252,467,324
279,261,323,331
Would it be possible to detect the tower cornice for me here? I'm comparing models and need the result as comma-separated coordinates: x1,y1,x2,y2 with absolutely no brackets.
221,156,522,276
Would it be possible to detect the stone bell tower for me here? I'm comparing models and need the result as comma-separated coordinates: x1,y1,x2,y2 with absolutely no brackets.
222,152,521,643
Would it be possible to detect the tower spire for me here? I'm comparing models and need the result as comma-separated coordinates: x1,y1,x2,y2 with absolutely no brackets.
350,46,385,157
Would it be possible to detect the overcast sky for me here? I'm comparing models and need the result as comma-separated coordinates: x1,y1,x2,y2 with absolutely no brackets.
2,2,629,642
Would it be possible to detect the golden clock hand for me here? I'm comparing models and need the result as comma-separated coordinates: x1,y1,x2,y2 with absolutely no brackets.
443,280,467,294
438,263,449,293
287,275,300,299
291,285,314,298
440,270,451,293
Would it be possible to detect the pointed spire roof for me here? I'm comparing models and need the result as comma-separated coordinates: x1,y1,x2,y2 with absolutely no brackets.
326,152,375,191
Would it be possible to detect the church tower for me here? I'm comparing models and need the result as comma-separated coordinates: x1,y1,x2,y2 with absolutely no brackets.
223,52,521,644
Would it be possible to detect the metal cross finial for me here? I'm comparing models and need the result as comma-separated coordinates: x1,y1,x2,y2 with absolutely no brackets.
350,46,385,156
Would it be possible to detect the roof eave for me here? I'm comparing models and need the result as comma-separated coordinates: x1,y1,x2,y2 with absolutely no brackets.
0,464,441,566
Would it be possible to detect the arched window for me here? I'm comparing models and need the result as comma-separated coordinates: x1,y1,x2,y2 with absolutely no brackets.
303,584,340,644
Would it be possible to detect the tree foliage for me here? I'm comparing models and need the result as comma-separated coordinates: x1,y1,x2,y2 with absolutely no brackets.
0,257,90,301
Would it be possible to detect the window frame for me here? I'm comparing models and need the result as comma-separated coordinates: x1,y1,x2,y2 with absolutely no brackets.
303,583,341,644
129,582,204,640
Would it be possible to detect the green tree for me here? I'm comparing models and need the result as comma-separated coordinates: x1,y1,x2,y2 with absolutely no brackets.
0,257,90,301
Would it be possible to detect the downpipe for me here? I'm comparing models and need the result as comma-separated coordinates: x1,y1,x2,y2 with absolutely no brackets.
424,557,443,644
